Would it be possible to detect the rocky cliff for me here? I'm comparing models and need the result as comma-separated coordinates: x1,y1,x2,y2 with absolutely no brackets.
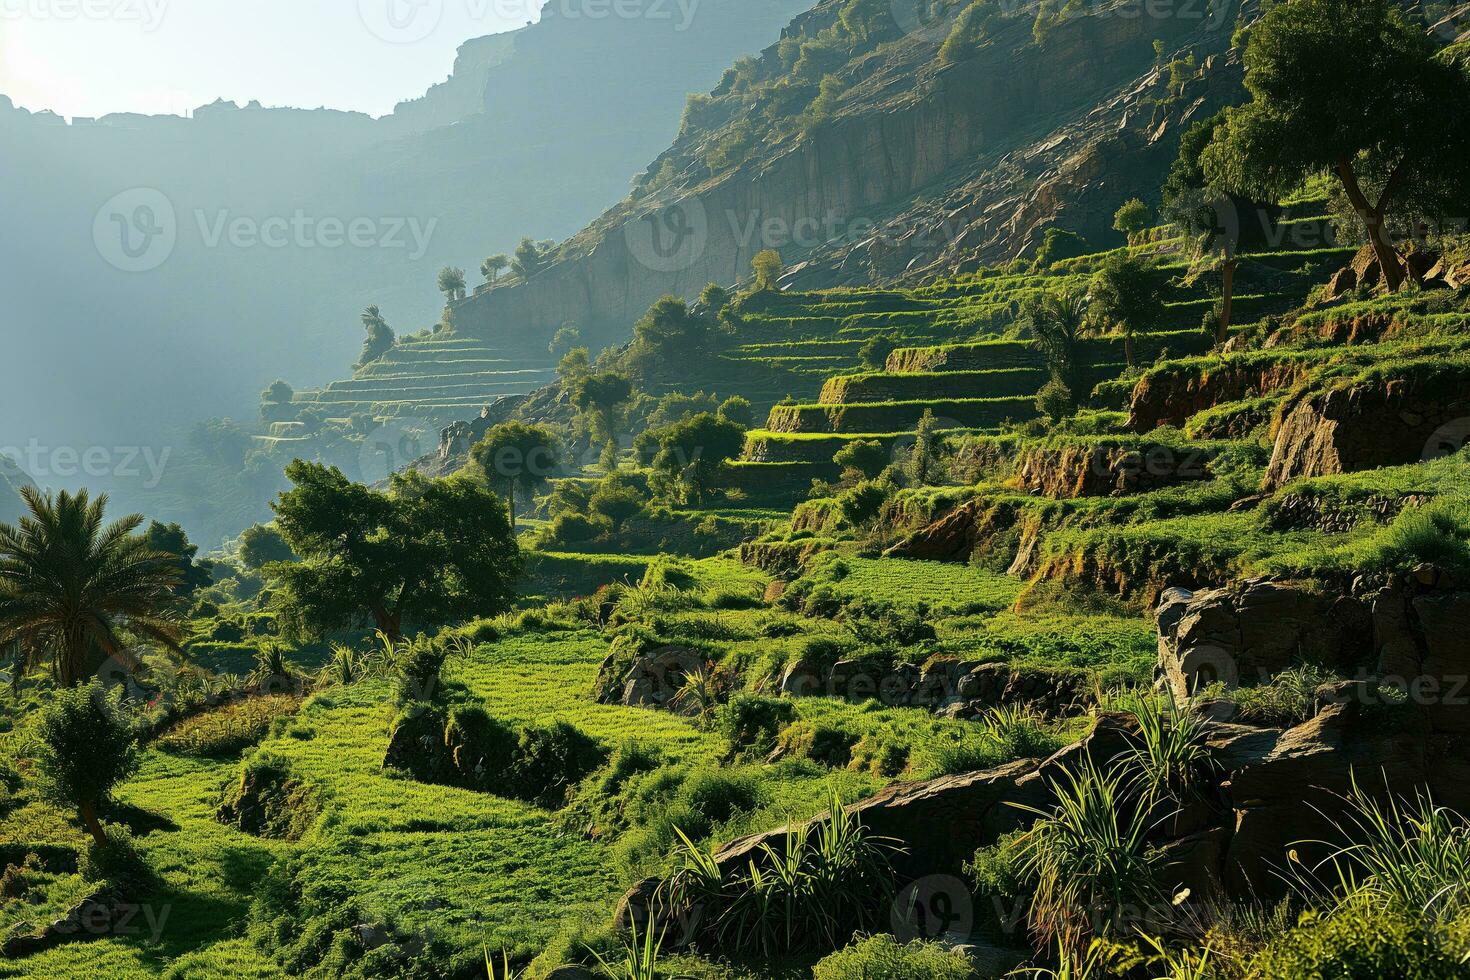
452,0,1249,350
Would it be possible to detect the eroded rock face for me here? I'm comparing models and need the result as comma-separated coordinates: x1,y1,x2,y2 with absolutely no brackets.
1155,580,1373,701
1129,358,1309,432
1263,364,1470,490
611,646,707,709
1014,442,1215,498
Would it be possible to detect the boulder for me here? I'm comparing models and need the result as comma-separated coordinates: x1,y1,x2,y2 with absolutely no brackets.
620,646,706,709
1156,579,1372,700
1323,265,1357,300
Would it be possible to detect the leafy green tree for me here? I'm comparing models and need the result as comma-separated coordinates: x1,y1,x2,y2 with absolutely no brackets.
1033,227,1090,268
557,346,591,384
698,282,731,314
549,323,581,357
1023,288,1091,399
1161,112,1248,343
469,422,564,528
31,682,138,845
589,485,645,534
356,305,395,368
0,488,183,687
833,439,888,480
1201,0,1470,291
634,296,708,356
260,380,296,424
481,254,510,285
270,462,520,641
940,1,998,65
512,237,549,280
652,413,747,505
1112,198,1150,244
1036,378,1075,424
858,336,896,372
838,480,891,529
238,523,296,571
717,395,754,428
1090,253,1163,367
436,267,467,303
139,521,214,598
751,250,784,291
572,374,634,444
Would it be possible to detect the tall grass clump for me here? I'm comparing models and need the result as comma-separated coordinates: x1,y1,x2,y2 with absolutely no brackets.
1123,696,1216,806
1013,760,1161,952
664,789,901,957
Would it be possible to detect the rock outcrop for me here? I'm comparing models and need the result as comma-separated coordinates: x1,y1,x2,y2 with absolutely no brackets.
452,1,1247,348
1155,580,1374,700
1263,362,1470,489
1129,356,1312,432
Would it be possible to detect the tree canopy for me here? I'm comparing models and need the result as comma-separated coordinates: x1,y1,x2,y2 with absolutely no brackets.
270,462,520,640
31,682,138,845
357,305,395,368
0,488,183,687
651,412,747,505
1201,0,1470,290
1090,253,1163,366
436,267,467,303
469,422,564,527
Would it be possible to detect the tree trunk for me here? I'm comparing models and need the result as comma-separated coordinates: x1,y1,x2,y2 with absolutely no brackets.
372,608,403,644
505,488,517,530
78,800,109,848
1335,158,1404,292
1217,259,1237,346
1123,326,1136,368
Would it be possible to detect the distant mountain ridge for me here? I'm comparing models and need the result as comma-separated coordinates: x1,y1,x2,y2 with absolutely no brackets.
0,0,811,535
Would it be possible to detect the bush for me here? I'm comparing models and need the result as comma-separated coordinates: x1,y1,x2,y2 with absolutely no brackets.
676,769,764,831
79,826,153,894
1036,377,1076,422
776,720,858,768
31,681,139,846
512,721,608,807
547,511,608,545
813,934,974,979
717,695,797,760
443,705,519,790
216,752,321,841
1250,896,1468,979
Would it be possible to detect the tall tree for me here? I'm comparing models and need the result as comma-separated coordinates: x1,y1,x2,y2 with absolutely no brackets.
270,462,520,641
437,267,467,303
1161,113,1249,343
1201,0,1470,291
1090,253,1163,368
0,488,183,687
356,305,395,368
571,373,634,468
139,521,214,598
481,254,510,285
468,423,564,528
751,250,784,291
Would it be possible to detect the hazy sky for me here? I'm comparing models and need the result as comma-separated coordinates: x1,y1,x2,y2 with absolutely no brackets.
0,0,547,119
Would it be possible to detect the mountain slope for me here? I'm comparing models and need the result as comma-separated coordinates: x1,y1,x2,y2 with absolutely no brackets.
449,0,1247,352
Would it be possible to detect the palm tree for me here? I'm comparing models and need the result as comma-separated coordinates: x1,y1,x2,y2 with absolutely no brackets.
0,488,184,687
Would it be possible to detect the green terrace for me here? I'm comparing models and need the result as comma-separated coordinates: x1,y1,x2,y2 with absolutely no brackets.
291,337,558,421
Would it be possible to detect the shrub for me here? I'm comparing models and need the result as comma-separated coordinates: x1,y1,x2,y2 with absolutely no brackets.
1227,665,1338,726
443,706,519,790
666,789,899,957
1013,760,1160,951
216,752,321,842
676,770,764,831
838,480,891,529
393,635,450,705
979,704,1064,760
1123,697,1216,806
30,681,139,846
1250,895,1467,979
717,695,797,760
775,720,858,768
79,825,153,894
812,934,973,979
849,732,909,778
548,511,608,545
1036,377,1076,422
512,721,608,807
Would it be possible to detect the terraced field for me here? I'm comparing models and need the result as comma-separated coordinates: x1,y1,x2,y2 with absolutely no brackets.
291,337,557,421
